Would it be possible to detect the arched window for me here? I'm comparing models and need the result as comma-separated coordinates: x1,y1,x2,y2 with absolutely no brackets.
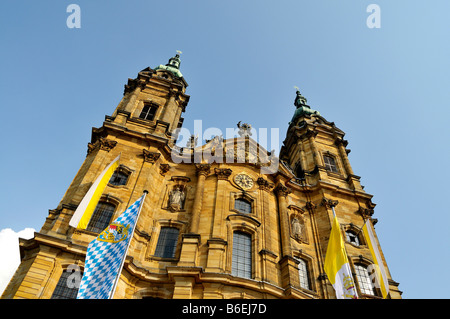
354,264,376,296
154,227,179,258
234,198,252,214
323,155,338,173
297,258,310,290
232,231,252,279
51,269,82,299
86,202,116,233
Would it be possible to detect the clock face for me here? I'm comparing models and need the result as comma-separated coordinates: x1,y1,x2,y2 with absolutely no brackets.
234,174,254,189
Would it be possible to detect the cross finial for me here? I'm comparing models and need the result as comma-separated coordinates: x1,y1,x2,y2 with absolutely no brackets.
176,50,182,55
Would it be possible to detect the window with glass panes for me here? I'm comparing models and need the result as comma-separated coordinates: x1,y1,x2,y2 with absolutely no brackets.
346,230,360,246
139,104,158,121
154,227,179,258
232,231,252,279
323,155,338,173
51,270,81,299
297,258,310,290
86,202,115,233
355,264,376,296
109,169,129,186
234,198,251,214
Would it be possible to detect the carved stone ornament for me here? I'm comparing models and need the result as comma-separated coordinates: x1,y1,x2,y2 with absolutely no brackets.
214,168,232,180
305,201,317,210
274,183,291,197
321,197,339,208
186,135,198,148
290,214,308,244
124,78,147,94
237,121,252,137
195,163,211,176
256,177,274,191
168,185,186,212
166,176,190,212
143,149,161,164
160,163,171,176
87,137,117,154
358,207,374,218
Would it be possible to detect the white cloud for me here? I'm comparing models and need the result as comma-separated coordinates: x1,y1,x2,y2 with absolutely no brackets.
0,228,35,297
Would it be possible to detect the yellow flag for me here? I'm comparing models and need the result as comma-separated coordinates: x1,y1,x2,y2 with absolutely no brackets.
362,219,390,298
69,155,120,229
324,216,358,299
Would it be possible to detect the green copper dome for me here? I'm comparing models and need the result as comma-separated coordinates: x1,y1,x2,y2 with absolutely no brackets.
155,52,183,78
289,89,320,124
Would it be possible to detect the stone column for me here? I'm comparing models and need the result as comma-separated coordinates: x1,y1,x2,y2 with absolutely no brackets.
123,81,145,113
204,168,232,273
274,183,291,258
190,164,211,234
298,141,308,172
256,177,278,284
335,138,354,175
306,130,321,167
335,138,363,191
160,90,178,126
170,104,184,134
211,168,232,237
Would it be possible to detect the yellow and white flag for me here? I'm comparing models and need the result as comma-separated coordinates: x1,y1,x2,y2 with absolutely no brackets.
324,216,358,299
69,155,120,229
362,219,390,298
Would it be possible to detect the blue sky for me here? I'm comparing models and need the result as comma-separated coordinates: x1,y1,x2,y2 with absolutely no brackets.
0,1,449,298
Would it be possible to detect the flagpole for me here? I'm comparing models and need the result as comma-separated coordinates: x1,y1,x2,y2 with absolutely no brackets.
355,212,369,238
108,190,148,299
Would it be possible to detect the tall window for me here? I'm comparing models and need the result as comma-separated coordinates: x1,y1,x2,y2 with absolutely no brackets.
323,155,338,173
86,202,115,233
51,270,81,299
354,264,376,296
232,231,252,279
297,258,310,290
154,227,179,258
234,198,252,214
139,104,158,121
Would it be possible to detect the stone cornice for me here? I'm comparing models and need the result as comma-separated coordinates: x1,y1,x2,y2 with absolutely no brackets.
20,232,87,257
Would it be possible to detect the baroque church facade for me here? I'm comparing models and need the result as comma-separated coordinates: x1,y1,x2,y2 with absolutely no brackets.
2,54,401,299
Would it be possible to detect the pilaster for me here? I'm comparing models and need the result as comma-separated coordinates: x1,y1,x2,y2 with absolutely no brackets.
190,164,211,234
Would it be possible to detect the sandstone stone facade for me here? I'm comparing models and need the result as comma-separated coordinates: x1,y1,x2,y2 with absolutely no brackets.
1,55,401,299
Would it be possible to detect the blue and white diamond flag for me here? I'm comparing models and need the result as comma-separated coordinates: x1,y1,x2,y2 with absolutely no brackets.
77,194,146,299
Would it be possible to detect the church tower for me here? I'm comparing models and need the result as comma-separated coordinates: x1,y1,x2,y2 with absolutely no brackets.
2,56,401,299
278,88,402,298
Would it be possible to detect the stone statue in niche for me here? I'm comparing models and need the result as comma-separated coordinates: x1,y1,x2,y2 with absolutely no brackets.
291,215,306,242
169,185,185,211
